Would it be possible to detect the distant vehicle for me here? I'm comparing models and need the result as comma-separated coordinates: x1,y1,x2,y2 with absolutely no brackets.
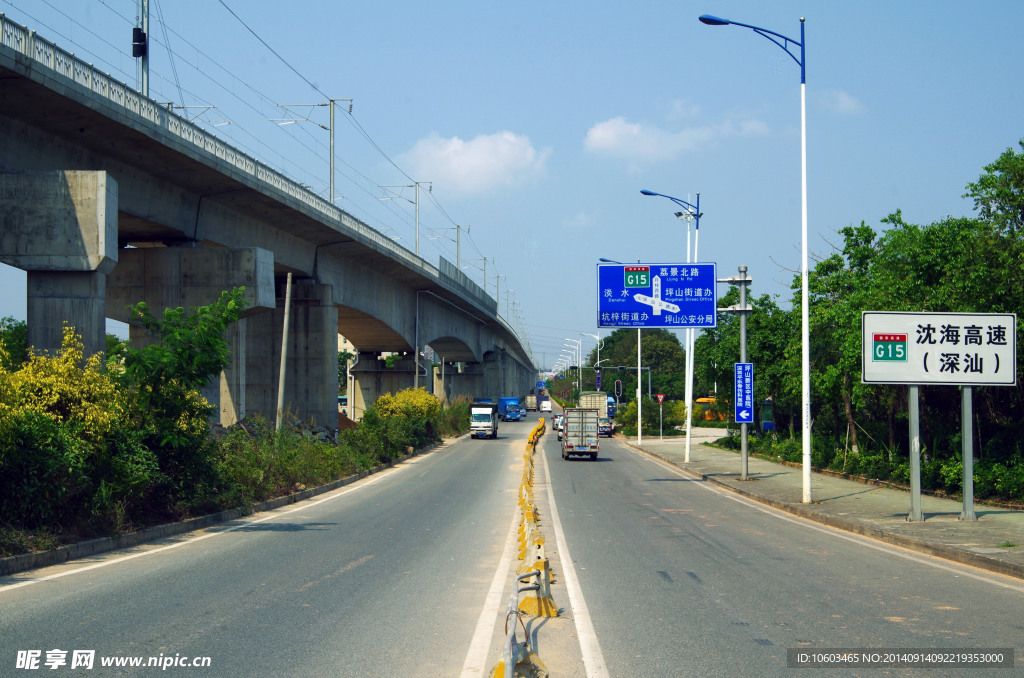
578,391,609,418
524,395,538,411
598,417,613,437
498,397,522,421
606,395,617,418
695,397,727,421
540,399,552,413
553,413,565,439
470,402,499,439
338,395,348,417
562,408,600,460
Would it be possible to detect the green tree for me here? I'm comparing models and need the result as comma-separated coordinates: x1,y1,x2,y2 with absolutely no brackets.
964,139,1024,236
0,316,28,369
586,328,686,403
111,288,247,502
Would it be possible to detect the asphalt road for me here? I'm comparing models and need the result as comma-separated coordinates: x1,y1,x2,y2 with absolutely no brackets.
4,423,1023,678
0,426,534,677
540,433,1024,677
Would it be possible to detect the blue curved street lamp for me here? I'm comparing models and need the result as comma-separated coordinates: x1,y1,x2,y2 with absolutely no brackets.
699,13,811,503
640,189,702,463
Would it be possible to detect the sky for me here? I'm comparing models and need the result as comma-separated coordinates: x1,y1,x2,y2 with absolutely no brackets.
1,0,1022,371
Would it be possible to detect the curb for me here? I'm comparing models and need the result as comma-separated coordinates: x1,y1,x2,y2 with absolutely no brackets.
629,442,1024,582
0,438,452,578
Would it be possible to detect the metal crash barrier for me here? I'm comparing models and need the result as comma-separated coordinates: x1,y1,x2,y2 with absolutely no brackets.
491,418,555,678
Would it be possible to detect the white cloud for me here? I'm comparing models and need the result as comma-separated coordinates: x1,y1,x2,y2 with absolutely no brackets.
400,131,549,194
583,116,768,167
820,89,864,115
564,211,598,230
667,99,701,121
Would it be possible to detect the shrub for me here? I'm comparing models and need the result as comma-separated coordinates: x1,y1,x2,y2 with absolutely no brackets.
437,397,471,438
940,458,963,493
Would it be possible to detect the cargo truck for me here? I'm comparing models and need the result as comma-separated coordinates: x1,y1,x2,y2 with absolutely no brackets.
578,391,609,418
470,402,499,438
498,397,522,421
561,408,600,460
524,395,538,411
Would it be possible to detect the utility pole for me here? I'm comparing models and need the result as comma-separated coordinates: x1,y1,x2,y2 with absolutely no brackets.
132,0,149,96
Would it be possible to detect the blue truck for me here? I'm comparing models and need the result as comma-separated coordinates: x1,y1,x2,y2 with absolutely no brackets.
498,397,523,421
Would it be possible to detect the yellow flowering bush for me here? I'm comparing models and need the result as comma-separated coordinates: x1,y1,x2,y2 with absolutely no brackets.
374,387,440,419
2,326,123,443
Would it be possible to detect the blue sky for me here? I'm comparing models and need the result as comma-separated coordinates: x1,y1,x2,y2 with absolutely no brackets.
1,1,1022,370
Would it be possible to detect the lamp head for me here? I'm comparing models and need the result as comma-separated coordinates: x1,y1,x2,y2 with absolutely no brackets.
699,14,730,25
640,189,658,196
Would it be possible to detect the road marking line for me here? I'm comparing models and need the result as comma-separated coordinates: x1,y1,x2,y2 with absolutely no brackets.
540,447,610,678
637,452,1024,594
0,462,411,593
459,497,522,678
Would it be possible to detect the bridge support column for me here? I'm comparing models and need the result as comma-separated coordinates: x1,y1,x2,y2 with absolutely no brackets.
350,352,420,416
107,246,275,425
0,170,117,359
483,352,504,400
451,361,486,402
244,280,337,430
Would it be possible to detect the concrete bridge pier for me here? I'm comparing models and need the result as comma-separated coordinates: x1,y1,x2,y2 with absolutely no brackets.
107,245,276,425
349,352,421,417
0,170,118,359
244,280,337,430
432,360,486,404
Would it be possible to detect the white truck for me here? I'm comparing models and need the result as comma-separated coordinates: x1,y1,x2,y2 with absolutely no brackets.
470,402,499,439
578,391,609,418
524,394,538,411
561,408,600,460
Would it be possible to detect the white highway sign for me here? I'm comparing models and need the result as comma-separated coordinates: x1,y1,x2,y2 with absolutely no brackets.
862,312,1017,386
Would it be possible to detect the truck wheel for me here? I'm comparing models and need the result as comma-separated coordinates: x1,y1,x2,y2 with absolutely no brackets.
590,453,597,461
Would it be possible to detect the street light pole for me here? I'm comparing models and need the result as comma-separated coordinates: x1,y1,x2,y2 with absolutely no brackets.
699,14,811,503
641,189,702,462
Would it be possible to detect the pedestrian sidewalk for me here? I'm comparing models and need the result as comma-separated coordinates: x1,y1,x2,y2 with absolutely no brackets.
626,428,1024,580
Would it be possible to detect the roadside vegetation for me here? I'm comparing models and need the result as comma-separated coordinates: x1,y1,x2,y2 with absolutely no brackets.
551,139,1024,505
0,291,470,557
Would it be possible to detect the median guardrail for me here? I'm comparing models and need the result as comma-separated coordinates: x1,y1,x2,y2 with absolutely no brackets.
491,418,555,678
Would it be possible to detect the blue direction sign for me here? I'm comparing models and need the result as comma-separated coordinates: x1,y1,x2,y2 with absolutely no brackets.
536,381,544,389
734,362,754,424
597,263,717,329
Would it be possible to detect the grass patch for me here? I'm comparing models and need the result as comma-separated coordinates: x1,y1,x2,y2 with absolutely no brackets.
0,526,62,558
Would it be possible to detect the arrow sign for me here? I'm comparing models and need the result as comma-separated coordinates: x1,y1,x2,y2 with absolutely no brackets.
734,363,754,424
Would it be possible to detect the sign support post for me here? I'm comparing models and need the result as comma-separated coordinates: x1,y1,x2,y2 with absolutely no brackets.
962,386,976,521
909,385,923,522
863,312,1016,522
721,266,753,478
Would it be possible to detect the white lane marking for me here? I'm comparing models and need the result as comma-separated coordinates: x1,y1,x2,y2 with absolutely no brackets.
0,461,416,593
459,499,522,678
539,447,610,678
637,451,1024,594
